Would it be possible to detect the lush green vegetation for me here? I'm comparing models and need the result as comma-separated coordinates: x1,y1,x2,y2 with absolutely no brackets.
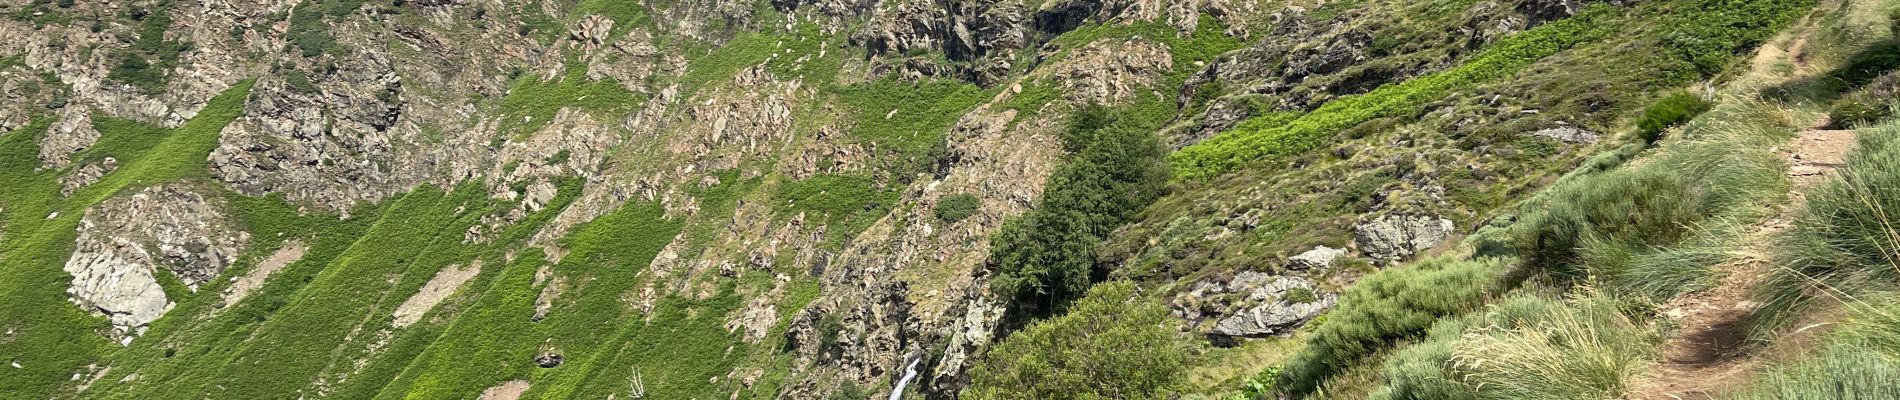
828,78,990,178
1169,6,1614,180
1663,0,1819,75
1172,0,1812,180
966,281,1192,399
988,105,1169,314
773,174,901,244
0,81,252,398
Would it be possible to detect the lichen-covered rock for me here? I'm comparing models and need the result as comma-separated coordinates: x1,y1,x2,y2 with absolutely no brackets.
1286,245,1345,271
1207,276,1334,343
1531,126,1600,143
1353,214,1454,260
63,185,248,339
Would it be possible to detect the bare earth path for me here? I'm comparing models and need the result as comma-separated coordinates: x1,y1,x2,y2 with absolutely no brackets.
1635,125,1856,400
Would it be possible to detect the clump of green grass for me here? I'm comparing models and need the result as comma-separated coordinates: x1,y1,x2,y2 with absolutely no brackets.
1366,313,1484,400
1828,96,1894,129
1635,91,1714,144
1734,298,1900,399
1275,256,1509,397
1448,294,1661,400
1510,167,1710,278
1369,294,1662,400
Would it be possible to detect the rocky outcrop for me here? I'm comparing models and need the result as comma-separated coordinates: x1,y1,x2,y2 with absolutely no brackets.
207,55,414,210
1207,275,1333,344
60,157,118,197
63,185,247,340
1354,214,1455,261
38,106,99,167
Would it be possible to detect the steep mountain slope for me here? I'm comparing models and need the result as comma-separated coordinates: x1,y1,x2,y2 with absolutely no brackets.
0,0,1838,398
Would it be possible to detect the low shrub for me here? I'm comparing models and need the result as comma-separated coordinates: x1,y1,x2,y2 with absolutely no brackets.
966,281,1192,399
1828,98,1893,129
934,193,980,224
1635,91,1714,144
1511,167,1708,278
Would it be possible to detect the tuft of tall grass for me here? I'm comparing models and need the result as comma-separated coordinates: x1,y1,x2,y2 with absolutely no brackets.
1275,256,1509,397
1511,167,1710,278
1369,294,1661,400
1513,96,1790,298
1756,122,1900,334
1735,297,1900,400
1448,294,1663,400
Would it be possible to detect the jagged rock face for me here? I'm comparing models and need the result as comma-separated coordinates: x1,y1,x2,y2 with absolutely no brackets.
855,0,1031,85
0,0,276,134
0,62,66,135
38,106,98,167
767,89,1063,398
207,54,413,210
1173,272,1336,346
1354,214,1455,261
63,185,247,339
1042,39,1174,104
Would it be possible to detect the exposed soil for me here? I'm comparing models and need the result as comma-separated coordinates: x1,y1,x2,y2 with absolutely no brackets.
222,241,307,307
391,261,482,328
476,380,531,400
1634,123,1856,400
